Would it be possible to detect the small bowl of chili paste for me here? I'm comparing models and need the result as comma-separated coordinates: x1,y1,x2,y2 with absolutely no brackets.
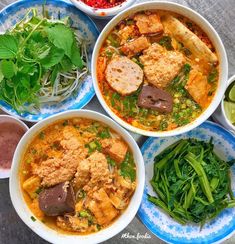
70,0,136,18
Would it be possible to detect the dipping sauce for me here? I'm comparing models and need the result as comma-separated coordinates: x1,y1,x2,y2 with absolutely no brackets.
81,0,126,9
0,122,26,169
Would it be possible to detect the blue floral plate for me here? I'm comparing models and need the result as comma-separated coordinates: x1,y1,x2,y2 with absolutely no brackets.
0,0,99,122
138,121,235,244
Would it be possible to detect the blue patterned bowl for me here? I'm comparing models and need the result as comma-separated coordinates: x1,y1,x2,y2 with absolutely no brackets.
138,121,235,244
0,0,99,122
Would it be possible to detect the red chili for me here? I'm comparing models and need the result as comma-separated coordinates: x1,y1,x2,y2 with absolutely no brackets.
81,0,126,9
126,117,133,123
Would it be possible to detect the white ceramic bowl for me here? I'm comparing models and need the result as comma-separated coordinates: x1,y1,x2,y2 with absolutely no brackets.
91,1,228,137
9,110,145,244
70,0,136,18
0,115,28,179
213,74,235,133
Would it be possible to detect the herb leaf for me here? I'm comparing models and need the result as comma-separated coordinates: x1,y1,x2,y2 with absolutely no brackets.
158,36,173,50
208,68,218,83
0,35,18,59
41,46,65,68
45,24,74,58
120,152,136,182
71,41,83,68
0,60,16,78
31,216,36,222
107,155,116,166
98,127,111,139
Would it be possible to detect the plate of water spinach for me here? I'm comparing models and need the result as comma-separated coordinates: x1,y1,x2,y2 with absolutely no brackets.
138,121,235,244
0,0,99,122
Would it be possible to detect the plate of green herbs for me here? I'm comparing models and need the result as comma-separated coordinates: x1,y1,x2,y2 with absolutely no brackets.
138,121,235,244
0,0,99,122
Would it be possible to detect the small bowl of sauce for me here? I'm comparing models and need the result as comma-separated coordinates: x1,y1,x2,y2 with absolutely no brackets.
0,115,28,179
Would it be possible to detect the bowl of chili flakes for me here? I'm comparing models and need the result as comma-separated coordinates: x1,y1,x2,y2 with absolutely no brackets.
70,0,136,18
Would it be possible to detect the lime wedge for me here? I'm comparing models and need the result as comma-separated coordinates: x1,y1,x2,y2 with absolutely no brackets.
224,101,235,124
229,84,235,102
225,81,235,102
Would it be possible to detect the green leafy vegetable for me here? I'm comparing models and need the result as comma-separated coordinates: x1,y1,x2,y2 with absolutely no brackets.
62,120,69,126
86,140,102,153
79,210,92,219
208,67,218,83
107,34,120,47
31,216,36,222
45,24,74,58
39,131,45,140
98,127,111,139
40,46,64,68
126,19,135,25
70,41,83,68
0,60,16,78
0,35,18,59
171,63,191,88
108,89,151,120
120,152,136,182
76,189,86,199
185,153,214,204
107,155,116,167
105,50,113,58
149,138,235,226
131,57,144,68
35,187,43,194
0,8,88,113
158,36,173,50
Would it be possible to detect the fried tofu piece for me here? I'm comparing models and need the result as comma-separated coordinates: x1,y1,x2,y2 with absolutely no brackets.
30,198,44,220
75,201,83,212
185,70,211,108
105,56,143,95
87,188,119,226
118,25,139,45
101,138,128,163
134,12,163,35
116,174,134,189
140,43,185,88
109,175,135,209
57,215,89,232
121,36,151,57
22,175,41,199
